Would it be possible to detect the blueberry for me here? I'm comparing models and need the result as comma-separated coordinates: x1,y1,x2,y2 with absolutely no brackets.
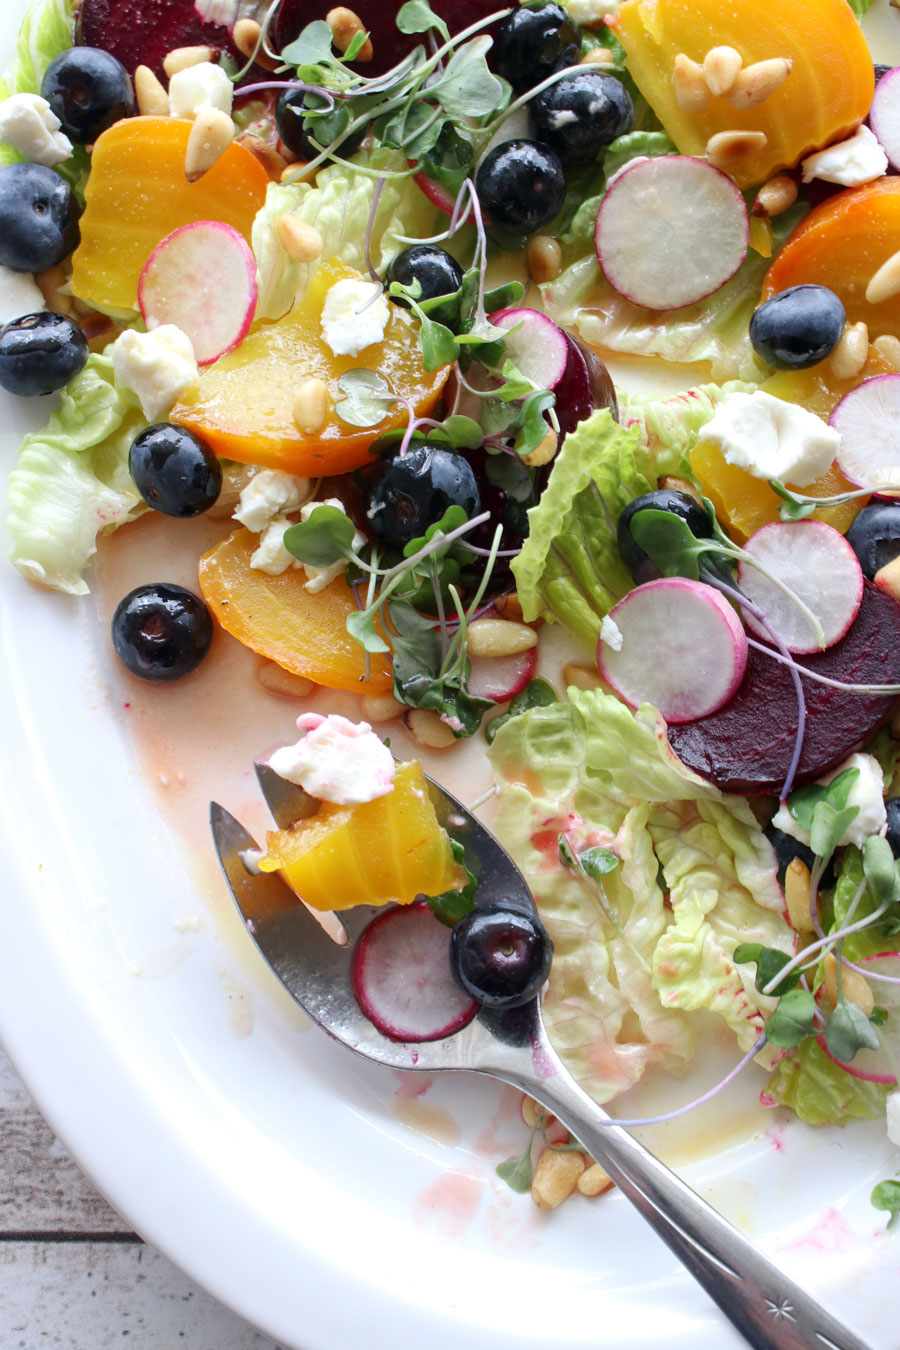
129,422,222,518
41,47,134,144
0,312,88,396
846,502,900,581
475,139,565,235
362,441,481,549
886,799,900,858
528,71,634,165
492,3,580,94
617,488,713,585
385,244,464,328
275,87,364,159
111,583,214,682
449,905,553,1008
0,163,79,273
749,285,846,370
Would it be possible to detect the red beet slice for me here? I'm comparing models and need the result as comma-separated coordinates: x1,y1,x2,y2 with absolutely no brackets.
667,580,900,795
78,0,262,82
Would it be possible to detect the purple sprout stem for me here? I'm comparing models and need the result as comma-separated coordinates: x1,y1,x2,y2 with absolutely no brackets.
236,80,339,104
363,176,387,286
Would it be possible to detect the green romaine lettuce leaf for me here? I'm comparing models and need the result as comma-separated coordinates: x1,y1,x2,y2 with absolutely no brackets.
761,1037,888,1124
847,0,876,17
6,351,147,595
488,689,790,1104
253,148,439,320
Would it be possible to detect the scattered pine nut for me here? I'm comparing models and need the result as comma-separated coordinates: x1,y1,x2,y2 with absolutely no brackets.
874,334,900,370
360,691,404,723
784,857,816,933
706,129,767,169
702,46,743,98
866,249,900,305
875,554,900,605
326,7,373,62
829,321,869,381
526,234,562,285
163,45,216,77
492,592,526,623
751,174,798,219
726,57,792,111
235,131,287,180
659,474,701,502
276,214,324,263
823,951,875,1015
673,53,710,115
256,662,316,698
293,378,331,435
185,107,235,181
281,161,317,184
521,1095,544,1128
577,1163,614,1197
580,46,614,65
531,1149,586,1210
467,617,538,659
522,428,558,468
134,65,170,117
562,662,606,692
233,17,281,71
405,708,458,749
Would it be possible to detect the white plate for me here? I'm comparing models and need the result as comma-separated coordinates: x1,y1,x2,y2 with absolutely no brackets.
3,3,900,1347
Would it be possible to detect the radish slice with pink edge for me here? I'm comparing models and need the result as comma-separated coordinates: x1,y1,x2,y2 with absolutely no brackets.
869,69,900,171
351,901,479,1042
737,520,864,655
815,951,900,1084
594,156,749,311
596,578,748,723
138,220,258,366
467,646,537,703
829,374,900,492
488,308,569,391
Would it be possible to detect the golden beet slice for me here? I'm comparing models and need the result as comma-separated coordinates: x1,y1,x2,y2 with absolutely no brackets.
70,117,269,314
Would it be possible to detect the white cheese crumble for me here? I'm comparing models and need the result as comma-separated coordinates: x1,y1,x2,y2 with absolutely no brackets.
802,125,888,188
250,515,297,575
599,614,624,651
0,264,45,324
0,93,71,167
563,0,619,24
771,753,887,851
269,712,395,805
234,469,311,532
112,325,198,421
168,62,234,120
696,390,840,488
295,497,366,593
321,278,390,358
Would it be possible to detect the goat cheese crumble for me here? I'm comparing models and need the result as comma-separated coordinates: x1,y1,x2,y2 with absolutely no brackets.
0,93,71,167
112,326,198,421
771,753,887,851
268,712,396,805
321,278,390,357
696,390,840,487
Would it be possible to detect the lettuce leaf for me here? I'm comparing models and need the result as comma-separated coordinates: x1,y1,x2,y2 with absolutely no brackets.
253,148,439,320
846,0,876,17
761,1037,888,1124
488,689,790,1104
6,351,147,594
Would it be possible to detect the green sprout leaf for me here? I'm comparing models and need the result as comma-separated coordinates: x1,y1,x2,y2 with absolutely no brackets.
485,676,557,744
627,508,709,582
346,608,390,655
402,504,469,558
427,838,477,927
809,802,859,866
863,834,900,902
580,847,621,884
496,1148,535,1194
787,768,860,831
513,388,556,457
281,20,335,66
733,943,802,997
396,0,450,40
334,368,396,427
442,415,484,449
872,1179,900,1229
283,505,357,567
825,995,881,1063
429,36,507,119
764,987,817,1048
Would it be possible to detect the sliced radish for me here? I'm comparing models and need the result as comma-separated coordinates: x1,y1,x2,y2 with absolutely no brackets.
467,646,537,702
594,156,749,311
138,220,257,366
351,901,479,1042
488,308,569,391
413,170,459,218
737,521,864,655
830,374,900,491
816,951,900,1084
596,578,748,723
869,69,900,171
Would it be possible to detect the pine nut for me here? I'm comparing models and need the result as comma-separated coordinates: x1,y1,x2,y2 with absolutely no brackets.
233,17,281,71
703,46,742,98
163,45,216,77
531,1149,585,1210
867,249,900,305
326,7,373,62
256,661,316,698
829,321,869,381
185,107,235,181
522,428,558,468
235,131,287,179
526,234,562,285
751,174,798,219
562,662,605,692
281,161,318,184
580,46,614,65
673,53,710,115
706,129,767,169
276,214,324,263
293,378,331,435
405,708,458,749
784,857,816,933
823,951,875,1015
874,334,900,370
875,555,900,604
521,1095,546,1128
726,57,792,111
466,617,537,659
659,474,701,502
577,1163,613,1197
360,692,404,723
134,65,170,117
492,592,526,623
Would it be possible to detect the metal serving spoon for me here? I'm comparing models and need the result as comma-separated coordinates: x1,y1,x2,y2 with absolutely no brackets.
211,763,872,1350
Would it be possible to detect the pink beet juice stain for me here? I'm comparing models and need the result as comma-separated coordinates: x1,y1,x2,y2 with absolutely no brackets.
413,1170,485,1239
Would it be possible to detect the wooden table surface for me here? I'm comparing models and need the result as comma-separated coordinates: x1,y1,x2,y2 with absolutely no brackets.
0,1044,288,1348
